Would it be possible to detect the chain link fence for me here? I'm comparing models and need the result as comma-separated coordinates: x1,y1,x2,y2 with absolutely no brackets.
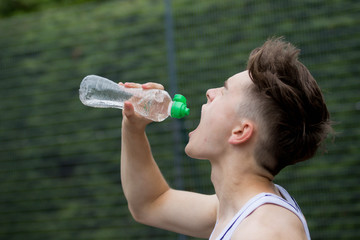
0,0,359,239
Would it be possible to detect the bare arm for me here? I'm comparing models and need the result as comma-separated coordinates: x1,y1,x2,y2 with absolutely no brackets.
121,109,169,219
120,83,218,238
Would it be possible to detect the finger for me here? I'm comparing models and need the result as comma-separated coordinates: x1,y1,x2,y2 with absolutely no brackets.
123,101,135,118
124,82,142,88
142,82,164,90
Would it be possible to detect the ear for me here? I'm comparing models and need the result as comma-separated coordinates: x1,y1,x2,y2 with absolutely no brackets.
228,121,254,145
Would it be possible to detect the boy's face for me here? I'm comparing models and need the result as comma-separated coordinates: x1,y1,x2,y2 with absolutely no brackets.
185,70,254,160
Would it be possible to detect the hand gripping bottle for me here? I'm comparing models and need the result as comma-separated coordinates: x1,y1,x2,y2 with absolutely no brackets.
79,75,190,122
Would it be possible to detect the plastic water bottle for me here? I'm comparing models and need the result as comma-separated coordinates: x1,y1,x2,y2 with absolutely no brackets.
79,75,190,122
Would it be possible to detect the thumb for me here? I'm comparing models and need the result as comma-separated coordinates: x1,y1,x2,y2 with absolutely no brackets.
123,101,135,118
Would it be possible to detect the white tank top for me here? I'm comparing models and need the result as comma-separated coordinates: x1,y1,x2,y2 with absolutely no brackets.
209,184,311,240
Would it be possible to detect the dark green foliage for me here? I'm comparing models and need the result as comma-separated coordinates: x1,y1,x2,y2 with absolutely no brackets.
0,0,359,239
0,0,106,18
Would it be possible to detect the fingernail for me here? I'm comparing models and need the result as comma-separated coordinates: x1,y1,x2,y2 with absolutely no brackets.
142,83,150,89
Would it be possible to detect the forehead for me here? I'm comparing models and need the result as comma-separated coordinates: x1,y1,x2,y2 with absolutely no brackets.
227,70,252,89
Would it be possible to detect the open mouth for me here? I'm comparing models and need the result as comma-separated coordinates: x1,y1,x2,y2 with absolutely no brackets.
188,104,206,138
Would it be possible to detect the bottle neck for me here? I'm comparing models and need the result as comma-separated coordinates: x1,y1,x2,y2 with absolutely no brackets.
167,101,173,116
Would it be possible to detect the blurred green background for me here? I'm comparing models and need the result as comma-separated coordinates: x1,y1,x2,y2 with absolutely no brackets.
0,0,359,239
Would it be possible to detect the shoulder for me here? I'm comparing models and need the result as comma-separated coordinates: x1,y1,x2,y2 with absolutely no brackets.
232,203,308,240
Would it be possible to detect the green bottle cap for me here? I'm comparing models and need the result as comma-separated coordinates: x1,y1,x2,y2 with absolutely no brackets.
170,94,190,119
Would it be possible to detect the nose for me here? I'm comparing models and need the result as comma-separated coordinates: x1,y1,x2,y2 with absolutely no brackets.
206,88,218,102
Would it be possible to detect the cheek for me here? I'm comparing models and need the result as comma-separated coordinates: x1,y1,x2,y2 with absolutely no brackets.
185,126,211,158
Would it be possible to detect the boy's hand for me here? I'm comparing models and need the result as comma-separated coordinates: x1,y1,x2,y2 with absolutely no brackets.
120,82,165,132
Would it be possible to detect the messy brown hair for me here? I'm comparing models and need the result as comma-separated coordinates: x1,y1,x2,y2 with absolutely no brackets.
246,37,332,175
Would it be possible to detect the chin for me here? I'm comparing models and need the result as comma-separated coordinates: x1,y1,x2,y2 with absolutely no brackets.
185,143,207,160
184,143,193,157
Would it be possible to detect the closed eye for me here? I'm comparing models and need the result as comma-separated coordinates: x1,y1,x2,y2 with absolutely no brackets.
221,80,228,95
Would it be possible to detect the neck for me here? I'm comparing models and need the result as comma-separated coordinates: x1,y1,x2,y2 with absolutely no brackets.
210,154,277,220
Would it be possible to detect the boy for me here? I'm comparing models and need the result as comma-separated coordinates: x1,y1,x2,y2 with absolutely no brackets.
120,38,331,239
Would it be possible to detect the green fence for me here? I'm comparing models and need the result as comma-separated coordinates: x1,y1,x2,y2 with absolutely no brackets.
0,0,359,239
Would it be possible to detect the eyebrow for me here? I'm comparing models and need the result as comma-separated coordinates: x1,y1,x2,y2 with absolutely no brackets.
224,80,228,89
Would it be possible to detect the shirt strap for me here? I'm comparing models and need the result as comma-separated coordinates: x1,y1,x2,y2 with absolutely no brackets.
213,190,311,240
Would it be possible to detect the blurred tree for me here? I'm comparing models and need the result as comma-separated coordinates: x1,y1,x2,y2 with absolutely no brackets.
0,0,107,18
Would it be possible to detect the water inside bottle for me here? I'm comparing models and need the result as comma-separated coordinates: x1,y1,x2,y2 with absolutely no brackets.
130,91,172,122
79,76,133,109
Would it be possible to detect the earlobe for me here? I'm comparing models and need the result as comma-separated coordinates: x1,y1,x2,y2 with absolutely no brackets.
228,122,254,145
